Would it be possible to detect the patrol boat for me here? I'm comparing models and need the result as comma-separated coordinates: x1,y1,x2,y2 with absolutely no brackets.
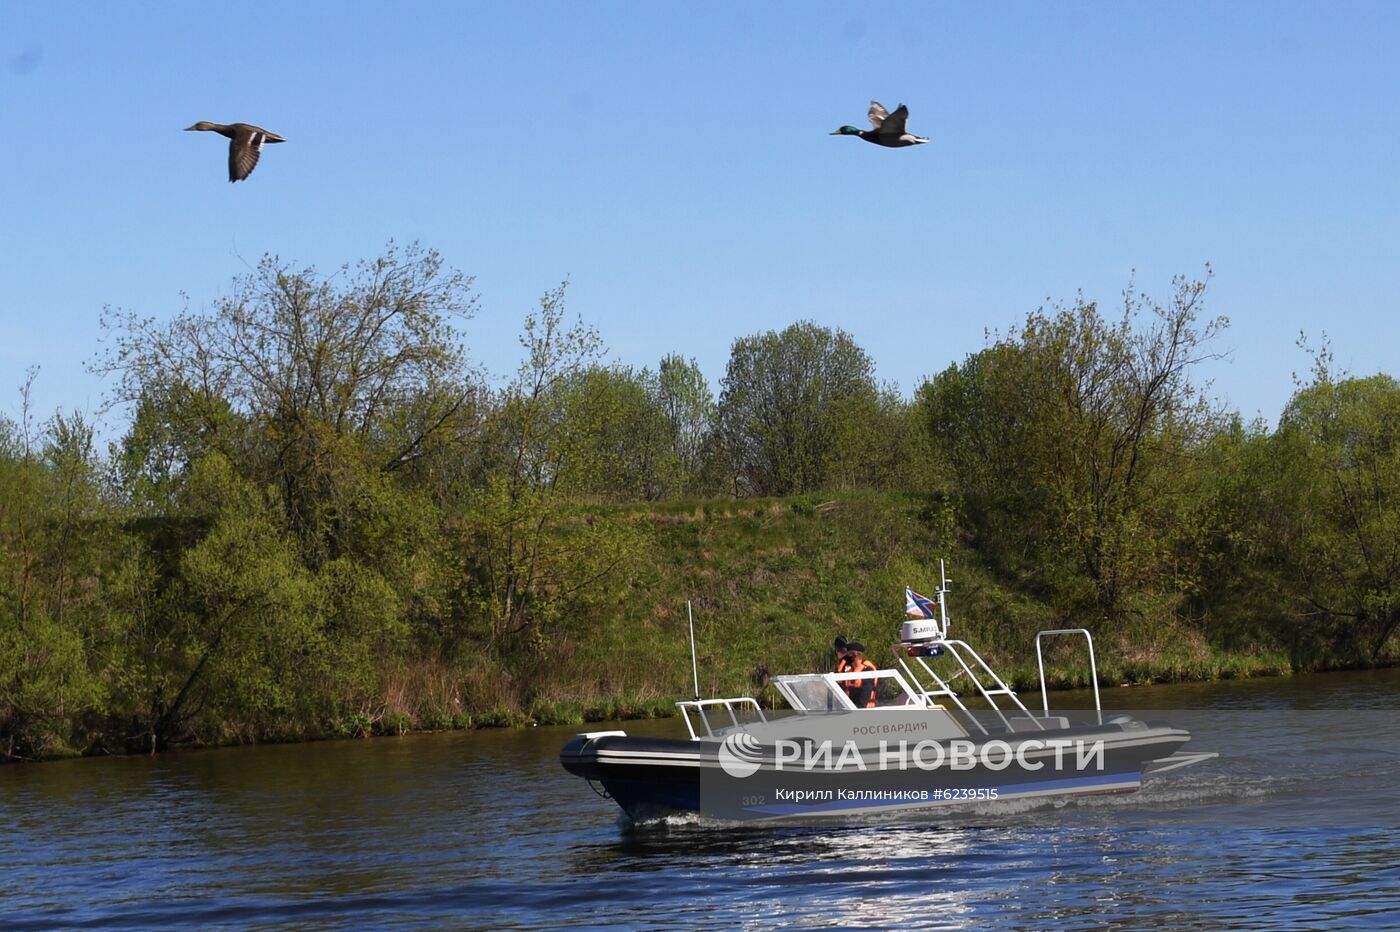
560,566,1216,822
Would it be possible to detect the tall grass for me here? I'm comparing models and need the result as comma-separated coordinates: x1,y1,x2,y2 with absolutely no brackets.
460,490,1321,730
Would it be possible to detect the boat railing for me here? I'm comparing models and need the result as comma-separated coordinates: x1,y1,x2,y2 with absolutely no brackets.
895,638,1045,735
1035,628,1102,725
891,562,1052,735
676,697,768,739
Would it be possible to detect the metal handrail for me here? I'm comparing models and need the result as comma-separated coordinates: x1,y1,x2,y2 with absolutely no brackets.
890,562,1051,733
1035,628,1101,724
894,653,972,715
676,697,768,739
896,639,1044,734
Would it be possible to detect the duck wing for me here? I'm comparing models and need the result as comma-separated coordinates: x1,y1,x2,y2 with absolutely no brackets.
880,104,911,137
228,126,270,182
868,101,890,130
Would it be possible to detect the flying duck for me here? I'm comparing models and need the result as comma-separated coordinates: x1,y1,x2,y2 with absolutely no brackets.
185,122,286,182
830,101,928,148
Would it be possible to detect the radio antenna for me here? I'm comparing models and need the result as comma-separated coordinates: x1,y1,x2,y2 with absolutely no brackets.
687,600,700,700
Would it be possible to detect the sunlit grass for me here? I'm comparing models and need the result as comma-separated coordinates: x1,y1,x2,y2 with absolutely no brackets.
441,490,1333,730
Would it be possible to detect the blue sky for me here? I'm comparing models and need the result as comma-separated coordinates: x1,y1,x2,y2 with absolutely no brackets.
3,2,1398,438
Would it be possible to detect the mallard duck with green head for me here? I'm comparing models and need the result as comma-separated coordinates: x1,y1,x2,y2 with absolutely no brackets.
831,101,928,147
185,121,286,182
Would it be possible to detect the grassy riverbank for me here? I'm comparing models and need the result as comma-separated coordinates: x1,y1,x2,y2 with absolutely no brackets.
6,489,1394,759
449,491,1361,731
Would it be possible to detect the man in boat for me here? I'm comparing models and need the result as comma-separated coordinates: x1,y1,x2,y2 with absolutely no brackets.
843,642,879,708
834,636,852,674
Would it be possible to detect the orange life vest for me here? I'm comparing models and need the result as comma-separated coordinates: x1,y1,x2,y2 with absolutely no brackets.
845,658,879,708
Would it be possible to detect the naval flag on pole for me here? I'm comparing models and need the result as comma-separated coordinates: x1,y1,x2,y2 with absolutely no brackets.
905,587,936,619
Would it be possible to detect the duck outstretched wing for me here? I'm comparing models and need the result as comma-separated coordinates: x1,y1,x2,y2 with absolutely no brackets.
868,100,890,130
228,128,266,182
881,104,910,137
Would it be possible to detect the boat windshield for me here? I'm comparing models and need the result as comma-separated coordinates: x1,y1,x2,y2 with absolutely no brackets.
772,670,924,712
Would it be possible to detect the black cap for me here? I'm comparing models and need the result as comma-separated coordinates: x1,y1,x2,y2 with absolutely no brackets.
834,636,849,650
847,641,866,653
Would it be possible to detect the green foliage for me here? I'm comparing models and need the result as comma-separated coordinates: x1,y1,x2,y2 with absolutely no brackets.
923,272,1227,622
461,284,649,653
560,365,679,500
0,400,111,758
1256,362,1400,660
175,456,318,723
657,353,715,491
98,241,479,567
716,321,882,495
0,605,100,758
7,250,1400,761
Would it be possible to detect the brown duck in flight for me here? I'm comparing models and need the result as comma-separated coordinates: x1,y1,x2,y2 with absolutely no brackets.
185,121,286,182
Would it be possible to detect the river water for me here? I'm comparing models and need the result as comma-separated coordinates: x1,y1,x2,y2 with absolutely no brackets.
4,669,1400,930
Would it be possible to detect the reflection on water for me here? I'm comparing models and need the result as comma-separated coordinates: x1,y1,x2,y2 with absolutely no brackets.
3,669,1399,929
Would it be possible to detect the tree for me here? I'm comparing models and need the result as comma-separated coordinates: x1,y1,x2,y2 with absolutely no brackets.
656,354,715,491
0,378,108,757
1255,346,1400,661
924,272,1227,619
556,365,677,501
716,321,879,495
92,244,477,742
827,384,924,491
98,242,480,567
464,284,647,650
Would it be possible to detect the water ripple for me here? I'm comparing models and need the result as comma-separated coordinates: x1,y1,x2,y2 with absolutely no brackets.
4,672,1400,930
